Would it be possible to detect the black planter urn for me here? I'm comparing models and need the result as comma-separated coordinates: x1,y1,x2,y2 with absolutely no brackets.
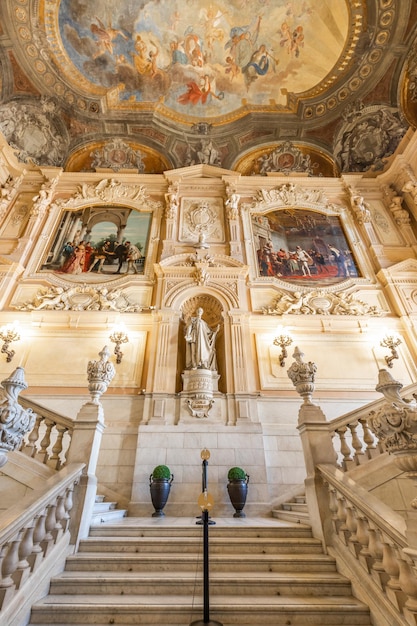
149,474,173,517
227,474,249,518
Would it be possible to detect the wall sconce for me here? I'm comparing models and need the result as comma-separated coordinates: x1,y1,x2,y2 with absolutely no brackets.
0,321,21,362
273,328,293,367
380,334,402,368
109,325,129,364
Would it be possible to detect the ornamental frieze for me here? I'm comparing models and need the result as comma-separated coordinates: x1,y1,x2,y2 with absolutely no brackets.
262,289,381,316
13,284,152,313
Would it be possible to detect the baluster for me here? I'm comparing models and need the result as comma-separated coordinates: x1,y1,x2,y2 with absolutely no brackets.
29,511,47,570
398,555,417,619
23,413,43,458
335,493,348,542
382,542,405,612
345,504,361,556
2,530,23,590
336,427,352,470
62,485,74,532
42,503,58,554
327,485,339,524
48,426,67,470
55,494,66,539
368,526,385,587
15,522,35,588
355,513,371,562
37,418,54,465
63,426,74,466
358,417,376,457
347,422,363,464
0,543,15,609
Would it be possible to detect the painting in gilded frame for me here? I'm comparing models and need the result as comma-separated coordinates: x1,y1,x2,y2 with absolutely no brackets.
252,208,360,286
40,206,152,278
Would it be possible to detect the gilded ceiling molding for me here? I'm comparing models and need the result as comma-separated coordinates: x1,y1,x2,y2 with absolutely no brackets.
262,289,382,317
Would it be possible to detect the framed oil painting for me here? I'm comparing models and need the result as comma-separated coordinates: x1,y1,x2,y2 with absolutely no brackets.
252,208,360,286
40,206,152,278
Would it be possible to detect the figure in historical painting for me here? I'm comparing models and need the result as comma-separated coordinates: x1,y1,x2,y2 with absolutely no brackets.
184,307,219,371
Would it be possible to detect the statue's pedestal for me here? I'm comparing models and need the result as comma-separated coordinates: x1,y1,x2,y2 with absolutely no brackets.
181,369,220,418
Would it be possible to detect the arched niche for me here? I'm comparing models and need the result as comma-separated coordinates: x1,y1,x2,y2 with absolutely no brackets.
177,294,226,394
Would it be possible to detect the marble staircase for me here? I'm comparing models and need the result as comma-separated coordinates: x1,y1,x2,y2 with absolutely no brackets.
28,516,372,626
272,494,310,525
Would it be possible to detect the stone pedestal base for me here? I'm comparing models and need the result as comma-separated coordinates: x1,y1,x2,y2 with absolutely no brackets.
181,369,220,418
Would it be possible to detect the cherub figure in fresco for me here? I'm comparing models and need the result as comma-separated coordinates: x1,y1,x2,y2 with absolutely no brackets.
90,16,128,59
225,56,239,80
278,22,292,54
291,26,304,58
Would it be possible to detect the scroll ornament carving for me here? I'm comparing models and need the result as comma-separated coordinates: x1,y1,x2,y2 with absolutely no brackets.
368,369,417,499
87,346,116,404
0,171,25,219
0,367,35,467
262,289,381,316
253,184,330,208
287,346,317,405
67,178,151,205
14,284,151,313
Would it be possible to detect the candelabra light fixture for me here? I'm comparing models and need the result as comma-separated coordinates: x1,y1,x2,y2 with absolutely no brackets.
0,321,21,362
109,325,129,364
380,333,402,368
273,328,293,367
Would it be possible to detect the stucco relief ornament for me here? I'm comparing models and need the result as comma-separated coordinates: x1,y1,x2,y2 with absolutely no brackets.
253,184,329,208
14,284,147,313
87,346,116,404
368,369,417,506
165,181,179,219
30,176,59,217
90,138,145,173
262,289,381,316
0,367,35,467
287,346,317,405
187,200,216,243
225,184,240,219
70,178,149,204
0,171,25,219
348,189,372,224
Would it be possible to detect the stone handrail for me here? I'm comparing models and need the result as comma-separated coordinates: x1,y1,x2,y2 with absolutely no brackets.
0,463,84,623
318,463,415,626
18,397,75,470
327,381,417,471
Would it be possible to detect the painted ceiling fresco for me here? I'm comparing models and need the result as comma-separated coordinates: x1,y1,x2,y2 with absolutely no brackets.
57,0,348,118
0,1,416,174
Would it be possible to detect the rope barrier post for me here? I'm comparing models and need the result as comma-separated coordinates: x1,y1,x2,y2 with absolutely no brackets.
190,449,223,626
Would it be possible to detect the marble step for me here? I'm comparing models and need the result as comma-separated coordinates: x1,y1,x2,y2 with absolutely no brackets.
77,535,324,555
65,551,339,573
49,570,353,596
88,521,313,538
29,594,372,625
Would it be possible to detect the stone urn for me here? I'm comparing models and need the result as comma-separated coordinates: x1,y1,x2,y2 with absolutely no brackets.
149,465,174,517
227,466,249,518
